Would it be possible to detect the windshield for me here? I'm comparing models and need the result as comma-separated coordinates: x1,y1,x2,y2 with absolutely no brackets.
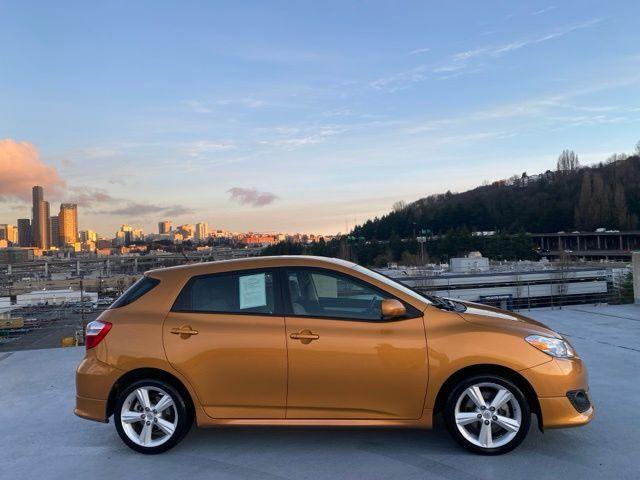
354,265,467,312
353,265,432,305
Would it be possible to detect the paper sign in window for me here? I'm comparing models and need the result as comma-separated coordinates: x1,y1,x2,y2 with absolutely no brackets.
239,273,267,310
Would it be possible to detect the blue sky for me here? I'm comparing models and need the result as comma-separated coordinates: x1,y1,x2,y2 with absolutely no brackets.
1,0,639,235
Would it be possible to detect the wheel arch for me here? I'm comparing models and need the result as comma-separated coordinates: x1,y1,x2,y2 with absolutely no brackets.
107,367,195,420
432,363,543,431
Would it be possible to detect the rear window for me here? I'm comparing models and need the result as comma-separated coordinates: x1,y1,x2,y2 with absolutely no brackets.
172,270,276,315
110,276,160,309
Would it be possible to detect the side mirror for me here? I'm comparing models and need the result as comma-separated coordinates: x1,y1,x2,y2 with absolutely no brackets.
381,298,406,319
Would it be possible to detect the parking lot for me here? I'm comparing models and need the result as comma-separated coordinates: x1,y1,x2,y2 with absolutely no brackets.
0,304,638,480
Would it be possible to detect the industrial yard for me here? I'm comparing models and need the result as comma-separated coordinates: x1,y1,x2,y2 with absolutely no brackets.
1,253,634,351
0,304,638,480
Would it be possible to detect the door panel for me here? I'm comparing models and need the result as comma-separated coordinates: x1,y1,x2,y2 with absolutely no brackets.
285,315,428,419
164,311,287,418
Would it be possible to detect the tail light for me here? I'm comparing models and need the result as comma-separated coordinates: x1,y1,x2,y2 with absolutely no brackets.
86,320,112,350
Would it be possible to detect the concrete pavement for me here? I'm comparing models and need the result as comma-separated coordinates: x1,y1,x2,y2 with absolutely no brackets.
0,304,638,479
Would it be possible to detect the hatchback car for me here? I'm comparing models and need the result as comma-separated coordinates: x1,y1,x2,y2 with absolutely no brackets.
75,256,593,455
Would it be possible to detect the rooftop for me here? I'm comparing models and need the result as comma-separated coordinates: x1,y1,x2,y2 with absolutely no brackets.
1,304,638,479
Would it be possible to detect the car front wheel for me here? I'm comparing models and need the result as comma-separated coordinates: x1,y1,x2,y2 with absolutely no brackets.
114,379,192,454
444,375,531,455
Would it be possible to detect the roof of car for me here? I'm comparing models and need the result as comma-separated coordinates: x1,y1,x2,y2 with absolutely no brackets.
147,255,358,278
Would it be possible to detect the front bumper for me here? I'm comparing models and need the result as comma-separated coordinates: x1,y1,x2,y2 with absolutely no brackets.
75,354,123,423
520,357,594,429
538,394,594,429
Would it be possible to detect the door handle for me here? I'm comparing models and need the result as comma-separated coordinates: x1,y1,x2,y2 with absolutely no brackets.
290,329,319,344
170,325,199,338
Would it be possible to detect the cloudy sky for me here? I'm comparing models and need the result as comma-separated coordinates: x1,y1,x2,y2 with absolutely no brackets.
1,0,639,236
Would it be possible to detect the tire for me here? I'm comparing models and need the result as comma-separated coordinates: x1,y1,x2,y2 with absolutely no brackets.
444,374,531,455
114,379,192,454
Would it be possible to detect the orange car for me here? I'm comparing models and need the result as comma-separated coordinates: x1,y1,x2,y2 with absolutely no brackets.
75,256,593,454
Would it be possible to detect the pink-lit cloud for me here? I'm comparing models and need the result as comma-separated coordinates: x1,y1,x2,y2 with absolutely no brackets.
66,186,116,208
101,203,195,217
227,187,278,207
0,139,65,202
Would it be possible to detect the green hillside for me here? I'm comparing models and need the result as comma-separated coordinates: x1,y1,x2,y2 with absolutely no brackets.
353,155,640,240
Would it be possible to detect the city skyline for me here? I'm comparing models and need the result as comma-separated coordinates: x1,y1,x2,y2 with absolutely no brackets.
0,184,330,246
2,1,640,234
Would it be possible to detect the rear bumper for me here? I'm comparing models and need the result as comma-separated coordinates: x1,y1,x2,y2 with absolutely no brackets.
75,354,123,422
75,395,109,423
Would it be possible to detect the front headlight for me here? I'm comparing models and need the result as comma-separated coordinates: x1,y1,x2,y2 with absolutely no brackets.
525,334,575,358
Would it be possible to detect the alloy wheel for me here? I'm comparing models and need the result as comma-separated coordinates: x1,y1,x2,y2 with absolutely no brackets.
120,386,178,447
454,381,522,449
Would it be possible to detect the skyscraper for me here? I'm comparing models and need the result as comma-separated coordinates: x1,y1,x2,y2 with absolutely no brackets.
32,186,50,250
59,203,78,245
158,220,172,234
17,219,31,247
49,216,60,247
195,222,209,242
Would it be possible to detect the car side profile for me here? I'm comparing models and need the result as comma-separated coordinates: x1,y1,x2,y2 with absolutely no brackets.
75,256,593,455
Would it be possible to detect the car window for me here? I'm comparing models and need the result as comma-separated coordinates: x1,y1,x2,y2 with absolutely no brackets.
173,270,276,314
353,265,431,305
285,269,389,320
110,276,160,309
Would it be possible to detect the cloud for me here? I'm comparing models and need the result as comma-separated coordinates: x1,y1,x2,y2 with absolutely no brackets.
0,139,66,202
105,203,195,217
408,47,431,56
163,205,196,216
184,100,213,113
227,187,278,207
215,98,266,108
261,126,344,150
183,141,236,157
452,19,601,62
370,66,428,92
65,187,116,207
532,6,556,15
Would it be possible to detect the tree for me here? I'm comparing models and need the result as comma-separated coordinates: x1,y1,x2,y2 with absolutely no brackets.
635,140,640,156
392,200,407,212
606,153,628,164
557,149,580,172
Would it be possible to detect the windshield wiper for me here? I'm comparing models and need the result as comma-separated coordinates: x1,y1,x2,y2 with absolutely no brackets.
423,294,467,313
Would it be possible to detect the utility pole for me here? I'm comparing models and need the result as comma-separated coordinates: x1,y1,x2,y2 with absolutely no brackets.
417,236,426,265
80,274,87,340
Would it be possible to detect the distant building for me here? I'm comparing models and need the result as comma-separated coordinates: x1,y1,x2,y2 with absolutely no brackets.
0,225,8,242
80,230,97,243
31,186,50,250
49,216,60,247
5,225,18,244
115,225,134,245
96,239,113,250
242,233,277,246
0,247,36,264
195,222,209,242
449,252,490,273
132,229,144,242
58,203,78,245
17,219,31,247
177,224,194,240
158,220,172,234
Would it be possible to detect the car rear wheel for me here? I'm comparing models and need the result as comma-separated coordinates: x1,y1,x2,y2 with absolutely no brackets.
444,375,531,455
114,379,192,454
